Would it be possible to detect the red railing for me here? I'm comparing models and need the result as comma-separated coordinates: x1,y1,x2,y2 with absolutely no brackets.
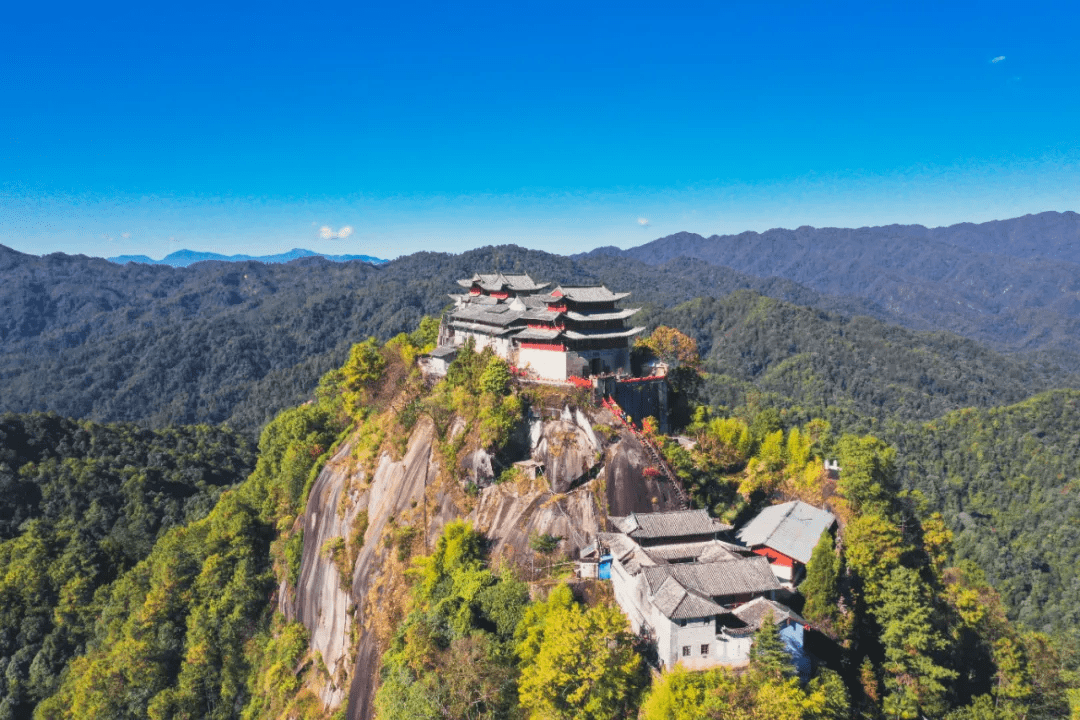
601,396,689,509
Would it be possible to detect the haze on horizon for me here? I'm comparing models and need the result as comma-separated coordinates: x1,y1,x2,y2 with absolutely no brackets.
2,0,1078,261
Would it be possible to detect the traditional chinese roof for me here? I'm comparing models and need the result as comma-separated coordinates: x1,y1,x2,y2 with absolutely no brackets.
736,501,836,565
563,327,645,341
642,557,781,598
549,285,631,303
730,596,807,629
522,308,563,321
448,293,500,305
449,321,519,336
564,308,641,322
597,532,658,575
514,328,563,342
610,509,732,540
449,303,526,327
643,539,745,564
652,576,727,620
458,272,550,292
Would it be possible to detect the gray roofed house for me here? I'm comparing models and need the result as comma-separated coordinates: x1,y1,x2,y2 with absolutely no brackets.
641,557,780,599
593,508,804,671
736,500,836,566
652,576,727,620
610,509,732,542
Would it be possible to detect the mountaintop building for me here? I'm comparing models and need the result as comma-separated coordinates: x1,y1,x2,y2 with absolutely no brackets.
583,508,809,673
437,271,645,380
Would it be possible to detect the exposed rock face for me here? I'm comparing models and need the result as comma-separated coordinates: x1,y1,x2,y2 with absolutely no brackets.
286,439,363,708
532,411,600,493
290,402,679,719
603,426,685,516
472,479,604,564
344,419,445,720
462,448,495,486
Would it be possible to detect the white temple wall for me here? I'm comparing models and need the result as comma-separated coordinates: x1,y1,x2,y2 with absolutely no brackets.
517,347,570,380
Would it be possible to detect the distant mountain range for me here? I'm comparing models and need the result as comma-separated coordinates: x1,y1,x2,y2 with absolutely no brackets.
108,247,387,267
584,210,1080,362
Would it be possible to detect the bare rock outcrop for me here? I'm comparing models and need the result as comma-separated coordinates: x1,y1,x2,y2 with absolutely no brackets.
287,439,361,708
471,479,603,565
532,419,599,493
288,400,679,719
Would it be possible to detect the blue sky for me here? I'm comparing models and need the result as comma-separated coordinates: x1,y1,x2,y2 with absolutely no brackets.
2,0,1078,259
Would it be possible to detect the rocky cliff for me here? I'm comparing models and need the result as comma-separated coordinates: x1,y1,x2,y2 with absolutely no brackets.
285,400,683,719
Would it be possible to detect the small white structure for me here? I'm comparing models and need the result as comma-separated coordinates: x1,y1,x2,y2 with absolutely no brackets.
420,345,458,377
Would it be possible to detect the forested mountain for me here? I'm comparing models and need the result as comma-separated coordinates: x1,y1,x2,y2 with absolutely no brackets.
5,331,1074,720
637,292,1077,431
4,240,1077,437
0,415,255,718
893,390,1080,636
588,211,1080,364
0,243,905,436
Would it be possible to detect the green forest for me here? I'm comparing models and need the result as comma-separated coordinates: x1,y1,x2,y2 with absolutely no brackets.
0,286,1077,717
4,244,1075,438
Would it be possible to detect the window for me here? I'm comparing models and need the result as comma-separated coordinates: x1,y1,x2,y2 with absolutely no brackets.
701,644,709,656
682,646,691,657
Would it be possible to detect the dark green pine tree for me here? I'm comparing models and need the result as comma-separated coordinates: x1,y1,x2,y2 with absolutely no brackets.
748,610,795,680
801,530,840,625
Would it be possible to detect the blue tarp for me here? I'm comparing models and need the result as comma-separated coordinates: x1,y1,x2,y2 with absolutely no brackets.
598,555,612,580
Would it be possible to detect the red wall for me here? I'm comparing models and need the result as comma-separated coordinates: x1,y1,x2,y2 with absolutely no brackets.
753,546,795,568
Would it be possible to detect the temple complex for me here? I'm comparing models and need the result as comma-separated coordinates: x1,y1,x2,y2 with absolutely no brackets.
437,271,645,380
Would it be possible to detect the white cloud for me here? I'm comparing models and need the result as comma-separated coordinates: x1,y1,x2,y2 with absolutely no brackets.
992,55,1006,63
637,217,650,227
319,225,353,240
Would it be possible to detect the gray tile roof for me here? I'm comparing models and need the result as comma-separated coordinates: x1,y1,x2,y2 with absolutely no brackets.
644,540,743,564
563,327,645,341
549,286,632,303
449,321,518,336
564,308,641,322
652,576,726,620
730,596,806,629
735,501,836,564
427,345,458,359
522,308,562,321
460,272,550,292
642,557,780,598
514,328,563,342
449,293,500,305
610,509,732,540
449,303,526,327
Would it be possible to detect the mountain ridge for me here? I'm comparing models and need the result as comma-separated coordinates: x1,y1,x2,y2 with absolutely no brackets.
584,211,1080,360
107,247,387,266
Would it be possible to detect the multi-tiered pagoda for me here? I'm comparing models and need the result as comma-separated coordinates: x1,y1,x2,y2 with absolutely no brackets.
438,272,644,380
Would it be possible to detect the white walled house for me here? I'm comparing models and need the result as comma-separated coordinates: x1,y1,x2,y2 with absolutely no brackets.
589,509,808,671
